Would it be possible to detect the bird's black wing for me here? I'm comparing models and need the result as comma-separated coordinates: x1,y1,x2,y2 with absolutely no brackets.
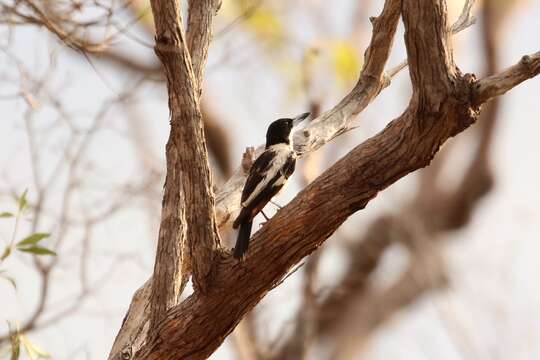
242,152,296,211
281,153,296,178
240,149,274,203
233,149,295,230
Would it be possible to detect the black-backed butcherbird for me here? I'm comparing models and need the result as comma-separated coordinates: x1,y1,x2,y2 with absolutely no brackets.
232,112,310,259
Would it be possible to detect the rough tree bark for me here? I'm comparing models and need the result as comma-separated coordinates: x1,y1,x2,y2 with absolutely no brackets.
146,0,221,334
108,0,540,359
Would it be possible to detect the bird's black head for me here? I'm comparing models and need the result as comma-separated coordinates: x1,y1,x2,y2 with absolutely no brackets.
265,112,310,148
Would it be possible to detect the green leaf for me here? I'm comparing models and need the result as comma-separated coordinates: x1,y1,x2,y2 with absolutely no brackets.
17,233,50,247
17,189,28,212
0,212,14,218
1,246,12,261
17,246,56,256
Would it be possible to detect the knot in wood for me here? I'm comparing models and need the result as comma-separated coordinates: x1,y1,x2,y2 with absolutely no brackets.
458,72,481,108
462,72,477,85
521,55,532,67
154,31,182,59
154,42,181,56
120,346,132,360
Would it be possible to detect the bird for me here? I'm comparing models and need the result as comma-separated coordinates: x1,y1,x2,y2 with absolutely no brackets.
232,112,310,259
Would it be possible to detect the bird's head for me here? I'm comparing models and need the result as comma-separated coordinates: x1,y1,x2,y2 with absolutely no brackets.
265,112,310,148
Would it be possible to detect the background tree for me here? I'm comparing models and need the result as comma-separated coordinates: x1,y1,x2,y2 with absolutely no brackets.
0,0,539,359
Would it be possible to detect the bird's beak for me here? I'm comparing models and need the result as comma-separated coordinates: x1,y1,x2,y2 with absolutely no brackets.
292,112,310,126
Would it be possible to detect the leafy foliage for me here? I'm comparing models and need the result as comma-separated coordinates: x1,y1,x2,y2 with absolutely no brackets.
1,192,55,358
15,233,56,256
1,191,57,286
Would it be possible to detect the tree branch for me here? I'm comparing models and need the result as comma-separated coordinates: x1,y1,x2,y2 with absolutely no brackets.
147,0,219,336
403,0,457,105
187,0,221,95
474,51,540,104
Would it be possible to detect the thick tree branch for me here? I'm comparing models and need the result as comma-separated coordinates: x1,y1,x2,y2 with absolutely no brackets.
402,0,457,105
147,0,191,332
147,0,219,335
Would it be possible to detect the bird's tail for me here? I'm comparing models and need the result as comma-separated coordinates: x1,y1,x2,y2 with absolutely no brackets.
234,220,252,260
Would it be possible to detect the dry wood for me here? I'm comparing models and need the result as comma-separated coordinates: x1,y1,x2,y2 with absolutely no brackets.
147,0,219,333
474,51,540,104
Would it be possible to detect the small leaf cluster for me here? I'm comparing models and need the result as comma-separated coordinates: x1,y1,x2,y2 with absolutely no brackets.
1,190,57,286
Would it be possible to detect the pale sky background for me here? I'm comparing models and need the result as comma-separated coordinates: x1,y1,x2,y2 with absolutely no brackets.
1,0,540,359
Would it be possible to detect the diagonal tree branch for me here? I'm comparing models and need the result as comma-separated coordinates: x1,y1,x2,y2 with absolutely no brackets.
474,51,540,104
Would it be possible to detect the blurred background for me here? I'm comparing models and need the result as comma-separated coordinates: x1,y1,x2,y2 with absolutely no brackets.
0,0,539,359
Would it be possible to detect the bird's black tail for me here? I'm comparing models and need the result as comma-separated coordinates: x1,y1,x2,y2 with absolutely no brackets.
234,220,252,260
